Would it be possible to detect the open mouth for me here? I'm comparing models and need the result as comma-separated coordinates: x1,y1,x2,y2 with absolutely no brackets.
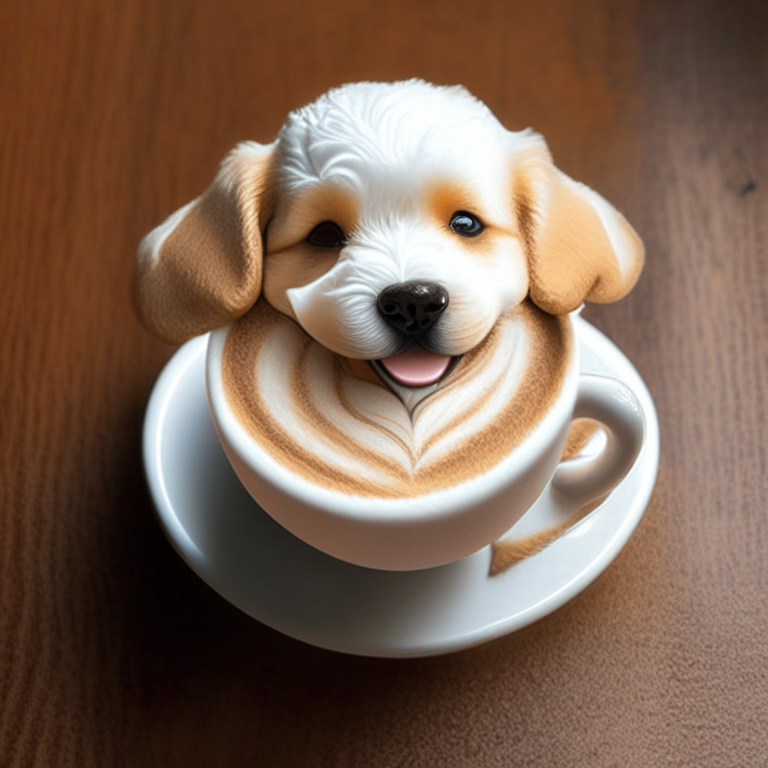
374,346,459,388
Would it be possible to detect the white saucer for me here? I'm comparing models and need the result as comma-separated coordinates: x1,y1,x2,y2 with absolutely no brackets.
143,317,659,658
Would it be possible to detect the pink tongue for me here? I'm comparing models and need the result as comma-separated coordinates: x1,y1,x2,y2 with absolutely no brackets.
379,346,452,386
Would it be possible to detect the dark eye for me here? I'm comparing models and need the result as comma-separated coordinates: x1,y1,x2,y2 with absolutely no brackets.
307,221,346,247
449,211,484,237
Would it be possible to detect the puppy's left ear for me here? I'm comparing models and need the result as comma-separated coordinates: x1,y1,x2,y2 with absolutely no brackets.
134,141,275,344
513,137,644,315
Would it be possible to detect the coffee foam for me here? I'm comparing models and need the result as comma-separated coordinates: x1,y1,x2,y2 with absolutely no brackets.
221,300,572,498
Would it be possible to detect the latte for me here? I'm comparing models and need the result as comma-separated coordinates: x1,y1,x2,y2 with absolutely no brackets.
222,299,572,498
137,80,646,569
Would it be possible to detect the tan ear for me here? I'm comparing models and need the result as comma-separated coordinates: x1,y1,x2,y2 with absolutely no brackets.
134,141,275,344
513,138,644,316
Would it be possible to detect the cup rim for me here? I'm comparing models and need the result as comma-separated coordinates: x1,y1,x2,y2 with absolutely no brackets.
205,317,580,524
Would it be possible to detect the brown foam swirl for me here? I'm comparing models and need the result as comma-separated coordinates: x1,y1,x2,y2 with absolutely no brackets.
221,300,572,498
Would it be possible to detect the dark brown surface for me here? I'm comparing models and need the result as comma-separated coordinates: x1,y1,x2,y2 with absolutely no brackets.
2,0,768,765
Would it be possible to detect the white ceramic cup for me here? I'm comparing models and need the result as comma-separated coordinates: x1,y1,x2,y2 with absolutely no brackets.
206,320,645,571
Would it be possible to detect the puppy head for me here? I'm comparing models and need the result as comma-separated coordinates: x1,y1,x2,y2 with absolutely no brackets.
135,80,643,366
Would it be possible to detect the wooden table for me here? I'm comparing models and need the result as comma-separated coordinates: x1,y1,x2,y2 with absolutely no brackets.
2,1,767,765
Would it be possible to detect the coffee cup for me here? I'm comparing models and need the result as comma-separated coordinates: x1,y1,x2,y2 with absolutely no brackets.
205,306,644,571
133,82,647,571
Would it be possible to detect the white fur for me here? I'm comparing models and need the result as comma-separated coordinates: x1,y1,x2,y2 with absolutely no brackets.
279,80,496,190
270,80,538,360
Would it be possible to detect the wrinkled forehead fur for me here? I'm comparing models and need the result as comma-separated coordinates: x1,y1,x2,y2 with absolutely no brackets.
135,79,643,354
277,80,512,201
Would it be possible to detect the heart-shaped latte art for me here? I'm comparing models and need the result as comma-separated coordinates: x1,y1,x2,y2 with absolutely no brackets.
221,301,571,498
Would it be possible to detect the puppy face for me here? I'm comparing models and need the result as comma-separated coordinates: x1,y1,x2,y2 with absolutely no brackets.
136,79,643,388
263,83,530,366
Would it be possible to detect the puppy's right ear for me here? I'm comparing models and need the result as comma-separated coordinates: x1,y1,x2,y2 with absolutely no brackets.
512,134,644,316
134,141,275,344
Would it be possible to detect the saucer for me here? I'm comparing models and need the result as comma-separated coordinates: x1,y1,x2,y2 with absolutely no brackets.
143,318,659,658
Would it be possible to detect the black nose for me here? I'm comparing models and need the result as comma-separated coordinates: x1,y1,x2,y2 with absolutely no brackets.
377,281,449,336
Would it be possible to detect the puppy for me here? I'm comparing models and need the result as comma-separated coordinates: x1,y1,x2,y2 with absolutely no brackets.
136,80,642,507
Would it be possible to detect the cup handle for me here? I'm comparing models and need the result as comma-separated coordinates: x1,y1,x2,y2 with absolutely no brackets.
551,374,645,509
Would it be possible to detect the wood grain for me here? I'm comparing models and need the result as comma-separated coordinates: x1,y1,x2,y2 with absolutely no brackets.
2,0,767,765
